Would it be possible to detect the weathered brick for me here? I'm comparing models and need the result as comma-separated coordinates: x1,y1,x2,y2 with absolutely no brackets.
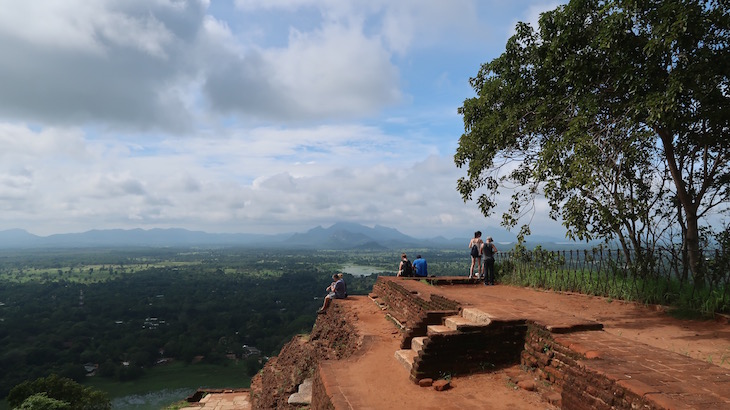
433,379,450,391
418,378,433,387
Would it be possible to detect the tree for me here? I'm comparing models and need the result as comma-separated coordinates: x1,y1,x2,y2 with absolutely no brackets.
15,393,70,410
456,0,730,279
6,374,110,410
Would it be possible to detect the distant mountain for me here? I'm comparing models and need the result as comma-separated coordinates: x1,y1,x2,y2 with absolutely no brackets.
0,228,287,249
0,228,41,248
0,223,589,250
287,222,420,249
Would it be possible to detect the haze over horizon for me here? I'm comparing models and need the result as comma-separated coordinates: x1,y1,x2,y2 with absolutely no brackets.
0,0,569,240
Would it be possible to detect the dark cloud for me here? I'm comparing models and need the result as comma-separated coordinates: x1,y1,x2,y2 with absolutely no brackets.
0,1,207,132
203,51,298,121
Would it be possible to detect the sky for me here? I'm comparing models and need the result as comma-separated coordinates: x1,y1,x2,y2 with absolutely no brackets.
0,0,568,239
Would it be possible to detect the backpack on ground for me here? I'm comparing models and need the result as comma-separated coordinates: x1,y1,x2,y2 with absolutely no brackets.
402,259,413,276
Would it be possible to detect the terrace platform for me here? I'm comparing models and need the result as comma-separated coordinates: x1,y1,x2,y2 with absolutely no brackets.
314,276,730,409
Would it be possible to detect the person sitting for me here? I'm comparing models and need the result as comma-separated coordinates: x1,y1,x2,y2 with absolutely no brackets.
413,254,428,277
398,253,413,277
318,273,347,313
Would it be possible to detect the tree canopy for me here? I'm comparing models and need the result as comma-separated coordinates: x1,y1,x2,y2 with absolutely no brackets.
456,0,730,277
6,374,110,410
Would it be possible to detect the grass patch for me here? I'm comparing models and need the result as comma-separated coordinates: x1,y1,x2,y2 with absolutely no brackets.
500,255,729,316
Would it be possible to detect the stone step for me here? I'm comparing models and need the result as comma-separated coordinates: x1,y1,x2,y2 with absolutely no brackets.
461,307,495,324
287,378,313,405
394,349,417,372
461,307,526,327
443,315,491,331
411,336,426,353
426,325,459,337
385,313,406,330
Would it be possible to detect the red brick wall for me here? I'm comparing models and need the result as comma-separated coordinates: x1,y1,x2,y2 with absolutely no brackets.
310,365,335,410
372,277,460,349
410,320,528,382
522,325,656,410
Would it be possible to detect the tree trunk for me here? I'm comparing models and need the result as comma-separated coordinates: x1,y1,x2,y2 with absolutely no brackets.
684,210,703,284
657,129,702,282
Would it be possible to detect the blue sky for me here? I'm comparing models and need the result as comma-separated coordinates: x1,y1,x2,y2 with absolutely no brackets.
0,0,568,239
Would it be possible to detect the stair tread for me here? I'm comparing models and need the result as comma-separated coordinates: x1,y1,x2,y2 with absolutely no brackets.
394,349,417,372
411,336,426,352
461,307,495,324
426,325,460,337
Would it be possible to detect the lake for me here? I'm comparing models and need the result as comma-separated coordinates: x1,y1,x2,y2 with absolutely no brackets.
340,264,391,277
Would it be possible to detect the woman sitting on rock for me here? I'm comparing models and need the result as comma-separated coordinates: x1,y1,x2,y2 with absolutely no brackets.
318,273,347,313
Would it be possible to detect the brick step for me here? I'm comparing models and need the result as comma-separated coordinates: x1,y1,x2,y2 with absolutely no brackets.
444,315,491,331
368,293,387,311
426,325,457,336
394,349,417,372
461,307,494,324
411,336,426,353
461,307,526,327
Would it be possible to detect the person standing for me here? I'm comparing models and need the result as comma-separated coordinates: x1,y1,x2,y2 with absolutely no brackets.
412,254,428,277
482,236,498,285
398,253,413,277
468,231,484,279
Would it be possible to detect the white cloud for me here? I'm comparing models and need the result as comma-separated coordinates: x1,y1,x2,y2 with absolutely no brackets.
0,0,485,129
0,123,502,237
507,1,564,38
202,21,401,121
234,0,482,54
0,1,572,240
0,1,208,132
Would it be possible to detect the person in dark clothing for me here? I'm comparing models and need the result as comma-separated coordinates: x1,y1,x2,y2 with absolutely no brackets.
398,253,413,277
481,237,498,285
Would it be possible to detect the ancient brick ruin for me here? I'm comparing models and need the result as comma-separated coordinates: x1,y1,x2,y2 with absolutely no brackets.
249,276,730,409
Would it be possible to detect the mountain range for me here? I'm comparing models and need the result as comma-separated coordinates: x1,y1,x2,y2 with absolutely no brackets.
0,223,579,250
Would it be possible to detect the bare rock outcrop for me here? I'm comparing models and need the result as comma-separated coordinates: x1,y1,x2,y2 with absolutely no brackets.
250,301,361,409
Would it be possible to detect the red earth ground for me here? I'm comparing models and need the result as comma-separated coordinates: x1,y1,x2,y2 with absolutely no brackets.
320,283,730,409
